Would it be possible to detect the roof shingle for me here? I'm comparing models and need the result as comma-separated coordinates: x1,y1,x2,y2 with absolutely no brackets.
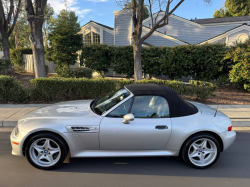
192,15,250,24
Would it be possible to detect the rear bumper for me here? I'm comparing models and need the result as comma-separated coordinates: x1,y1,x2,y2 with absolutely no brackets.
220,130,236,151
10,127,27,156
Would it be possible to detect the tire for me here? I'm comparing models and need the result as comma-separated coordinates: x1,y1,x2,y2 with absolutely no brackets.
181,133,221,169
25,132,68,170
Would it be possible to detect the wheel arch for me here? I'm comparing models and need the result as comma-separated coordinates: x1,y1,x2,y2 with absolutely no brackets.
179,131,224,155
22,130,70,156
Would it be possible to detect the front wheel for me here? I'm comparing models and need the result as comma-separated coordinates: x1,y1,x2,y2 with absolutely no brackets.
25,133,68,170
181,134,221,169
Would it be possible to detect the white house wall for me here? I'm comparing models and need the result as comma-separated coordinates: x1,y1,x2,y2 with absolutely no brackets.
227,29,250,46
103,30,114,45
143,16,241,44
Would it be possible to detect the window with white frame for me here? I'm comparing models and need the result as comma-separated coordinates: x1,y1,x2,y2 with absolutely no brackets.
83,31,100,45
93,32,100,44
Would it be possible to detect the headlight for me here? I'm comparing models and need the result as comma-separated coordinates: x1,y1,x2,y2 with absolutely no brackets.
14,126,20,136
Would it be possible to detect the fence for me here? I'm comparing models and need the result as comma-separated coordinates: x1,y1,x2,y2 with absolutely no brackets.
0,51,3,59
23,54,80,73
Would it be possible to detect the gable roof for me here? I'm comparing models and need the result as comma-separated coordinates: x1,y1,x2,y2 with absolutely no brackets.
193,16,250,25
198,24,250,45
142,25,189,45
82,20,114,30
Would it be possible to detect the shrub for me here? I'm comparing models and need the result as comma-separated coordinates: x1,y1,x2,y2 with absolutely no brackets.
30,78,217,101
30,78,123,100
55,67,93,78
113,46,134,78
10,48,32,72
227,47,250,86
0,59,11,74
0,75,28,102
244,84,250,92
80,44,113,78
80,44,230,81
189,80,217,101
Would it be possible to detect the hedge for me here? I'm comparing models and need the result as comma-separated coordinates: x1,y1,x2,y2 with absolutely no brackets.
80,44,230,81
0,75,28,103
29,78,216,102
55,66,93,78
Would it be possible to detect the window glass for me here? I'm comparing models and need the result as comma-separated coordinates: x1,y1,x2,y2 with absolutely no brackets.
107,98,132,118
131,96,170,118
94,88,130,115
84,32,91,45
93,32,100,44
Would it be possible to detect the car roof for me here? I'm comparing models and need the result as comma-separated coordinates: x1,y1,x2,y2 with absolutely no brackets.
124,84,198,118
125,84,176,96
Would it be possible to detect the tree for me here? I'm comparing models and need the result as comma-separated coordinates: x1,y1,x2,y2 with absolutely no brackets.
128,1,149,20
45,10,83,68
12,7,31,49
43,4,54,46
116,0,212,81
213,0,250,18
0,0,22,60
25,0,47,78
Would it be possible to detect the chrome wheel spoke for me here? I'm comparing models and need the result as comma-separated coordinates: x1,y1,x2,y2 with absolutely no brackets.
50,148,60,155
33,144,43,153
43,139,50,149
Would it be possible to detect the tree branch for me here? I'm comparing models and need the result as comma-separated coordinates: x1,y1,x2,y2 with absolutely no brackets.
25,0,35,17
169,0,185,15
8,0,22,37
141,0,185,42
0,0,6,24
7,0,14,25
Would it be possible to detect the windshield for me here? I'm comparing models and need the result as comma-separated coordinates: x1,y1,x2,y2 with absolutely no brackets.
92,88,131,115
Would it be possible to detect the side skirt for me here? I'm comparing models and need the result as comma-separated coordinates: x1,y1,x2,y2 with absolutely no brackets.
71,150,179,157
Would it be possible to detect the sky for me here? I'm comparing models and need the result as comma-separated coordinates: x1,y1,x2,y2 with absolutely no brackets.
49,0,226,28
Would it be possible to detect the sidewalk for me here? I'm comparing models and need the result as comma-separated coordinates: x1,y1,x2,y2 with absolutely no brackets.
0,104,250,127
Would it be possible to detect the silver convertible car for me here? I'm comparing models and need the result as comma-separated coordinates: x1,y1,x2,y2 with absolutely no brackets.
10,84,236,170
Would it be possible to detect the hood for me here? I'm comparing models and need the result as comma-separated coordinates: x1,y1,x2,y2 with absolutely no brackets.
19,100,96,120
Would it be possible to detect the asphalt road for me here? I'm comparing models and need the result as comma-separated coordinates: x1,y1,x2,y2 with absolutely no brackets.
0,130,250,187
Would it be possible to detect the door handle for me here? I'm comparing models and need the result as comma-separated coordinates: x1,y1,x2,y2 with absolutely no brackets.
155,125,168,130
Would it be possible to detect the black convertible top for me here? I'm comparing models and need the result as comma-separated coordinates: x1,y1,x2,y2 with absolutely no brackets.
125,84,198,118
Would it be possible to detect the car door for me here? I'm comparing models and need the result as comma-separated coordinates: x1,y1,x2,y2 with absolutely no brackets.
99,95,172,150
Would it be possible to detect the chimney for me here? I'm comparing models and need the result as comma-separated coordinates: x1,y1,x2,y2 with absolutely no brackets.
114,8,133,46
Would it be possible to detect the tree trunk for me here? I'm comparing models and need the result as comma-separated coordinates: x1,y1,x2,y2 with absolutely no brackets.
133,42,143,81
29,20,46,78
1,30,11,60
15,30,19,48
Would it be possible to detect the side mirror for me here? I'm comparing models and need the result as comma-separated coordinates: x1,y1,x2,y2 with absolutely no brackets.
122,113,134,124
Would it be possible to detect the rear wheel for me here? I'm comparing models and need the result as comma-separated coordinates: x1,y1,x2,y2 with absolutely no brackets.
181,134,221,169
25,133,68,170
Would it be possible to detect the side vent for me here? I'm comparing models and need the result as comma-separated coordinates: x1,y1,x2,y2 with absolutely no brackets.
71,127,90,132
66,126,99,133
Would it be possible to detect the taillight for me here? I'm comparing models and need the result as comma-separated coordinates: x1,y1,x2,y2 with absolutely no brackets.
228,125,232,131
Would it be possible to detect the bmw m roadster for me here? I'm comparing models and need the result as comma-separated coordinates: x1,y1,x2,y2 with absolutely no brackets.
10,84,236,170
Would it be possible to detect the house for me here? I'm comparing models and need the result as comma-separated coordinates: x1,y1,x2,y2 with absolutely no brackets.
80,7,250,47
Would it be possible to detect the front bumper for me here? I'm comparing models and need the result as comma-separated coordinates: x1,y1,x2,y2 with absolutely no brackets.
10,127,27,156
220,130,236,151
